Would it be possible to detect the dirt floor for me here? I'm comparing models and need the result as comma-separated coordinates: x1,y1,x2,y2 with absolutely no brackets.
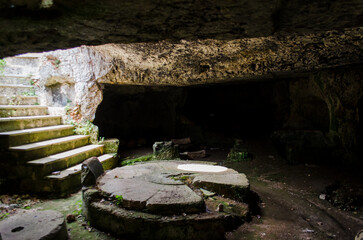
0,137,362,239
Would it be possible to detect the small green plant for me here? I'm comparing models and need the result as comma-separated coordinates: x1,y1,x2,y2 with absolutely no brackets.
0,58,6,75
98,136,105,144
72,199,83,215
115,195,123,206
73,120,95,135
22,87,36,96
0,212,9,221
54,59,61,67
46,55,61,68
121,154,154,166
9,96,21,105
225,140,252,162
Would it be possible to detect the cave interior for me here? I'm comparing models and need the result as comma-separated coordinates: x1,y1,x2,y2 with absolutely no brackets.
0,0,362,239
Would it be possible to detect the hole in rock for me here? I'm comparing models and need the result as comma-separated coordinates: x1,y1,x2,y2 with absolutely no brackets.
11,226,24,232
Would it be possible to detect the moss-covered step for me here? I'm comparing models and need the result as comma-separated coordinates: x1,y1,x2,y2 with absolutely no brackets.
0,115,62,132
27,144,104,179
0,84,33,96
0,95,38,105
8,135,90,162
42,154,118,196
0,105,48,117
0,125,74,147
0,76,31,85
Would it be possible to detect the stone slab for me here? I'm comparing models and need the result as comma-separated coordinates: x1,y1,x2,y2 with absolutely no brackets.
0,210,68,240
146,184,204,214
193,173,250,201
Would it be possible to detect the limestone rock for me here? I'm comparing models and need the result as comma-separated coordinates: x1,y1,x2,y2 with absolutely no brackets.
0,210,68,240
152,141,179,160
102,138,120,153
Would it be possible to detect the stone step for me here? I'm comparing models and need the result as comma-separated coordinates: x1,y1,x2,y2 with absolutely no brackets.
27,144,104,179
45,154,118,195
0,115,62,132
2,65,38,77
0,84,34,96
0,125,74,147
0,95,38,105
8,135,90,162
0,76,31,85
5,55,41,68
2,65,25,76
0,105,47,117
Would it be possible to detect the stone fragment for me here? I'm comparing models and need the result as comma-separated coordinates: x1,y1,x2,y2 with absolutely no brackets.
193,173,250,201
0,210,68,240
81,157,104,186
66,214,76,223
153,141,179,160
171,138,191,145
187,150,206,159
216,203,224,212
146,185,204,214
200,188,215,197
102,138,119,153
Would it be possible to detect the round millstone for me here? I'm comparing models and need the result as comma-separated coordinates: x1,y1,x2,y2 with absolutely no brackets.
85,160,251,240
0,210,68,240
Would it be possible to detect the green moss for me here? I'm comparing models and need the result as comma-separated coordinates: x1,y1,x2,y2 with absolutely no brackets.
121,154,154,166
115,195,123,206
0,212,9,221
22,87,37,96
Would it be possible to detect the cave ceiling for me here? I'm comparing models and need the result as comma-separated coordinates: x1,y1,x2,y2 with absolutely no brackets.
0,0,362,58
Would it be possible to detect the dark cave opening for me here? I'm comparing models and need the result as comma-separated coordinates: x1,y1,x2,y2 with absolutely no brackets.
93,78,345,165
94,81,290,149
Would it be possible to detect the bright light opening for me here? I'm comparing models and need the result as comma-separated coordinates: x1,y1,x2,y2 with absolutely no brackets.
177,164,227,173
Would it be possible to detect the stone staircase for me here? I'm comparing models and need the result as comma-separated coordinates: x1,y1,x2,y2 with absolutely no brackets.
0,54,118,196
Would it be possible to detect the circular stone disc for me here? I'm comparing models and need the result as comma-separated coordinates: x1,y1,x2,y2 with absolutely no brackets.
177,164,227,172
0,210,67,240
97,161,249,214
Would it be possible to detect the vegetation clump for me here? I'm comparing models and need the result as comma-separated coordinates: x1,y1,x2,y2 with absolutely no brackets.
114,195,123,206
0,59,6,75
121,154,154,166
226,139,252,162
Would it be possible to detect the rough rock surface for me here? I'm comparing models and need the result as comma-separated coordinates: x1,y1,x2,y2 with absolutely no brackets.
0,0,362,58
36,27,362,123
0,210,68,240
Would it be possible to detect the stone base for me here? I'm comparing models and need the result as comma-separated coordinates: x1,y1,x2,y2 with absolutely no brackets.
0,210,68,240
83,160,252,240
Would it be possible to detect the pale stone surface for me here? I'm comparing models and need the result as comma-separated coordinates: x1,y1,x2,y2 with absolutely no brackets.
38,46,111,121
0,210,68,240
